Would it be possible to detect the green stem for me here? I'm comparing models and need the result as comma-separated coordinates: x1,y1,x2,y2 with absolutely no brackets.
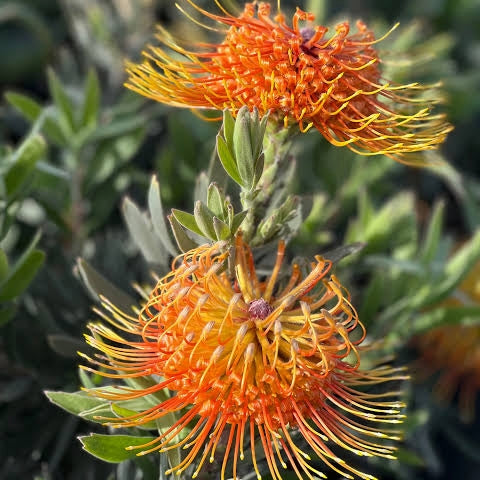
240,123,296,245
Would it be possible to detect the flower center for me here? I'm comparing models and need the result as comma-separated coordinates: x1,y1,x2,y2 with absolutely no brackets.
248,299,273,320
300,27,315,42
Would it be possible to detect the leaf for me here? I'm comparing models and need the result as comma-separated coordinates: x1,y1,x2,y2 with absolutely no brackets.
420,200,445,264
90,116,147,141
425,231,480,306
5,133,46,198
222,109,235,147
213,217,230,241
5,91,42,120
322,242,366,264
233,108,254,188
207,183,226,219
79,434,157,463
231,210,248,233
148,176,177,256
47,68,76,132
0,249,8,283
168,214,198,253
47,334,85,358
0,242,45,301
45,390,107,417
359,273,386,327
110,404,157,430
81,69,100,128
216,135,243,186
0,377,32,402
0,304,16,327
194,201,217,240
194,171,209,204
395,447,425,467
79,403,116,423
413,306,480,335
122,197,169,266
171,209,204,237
5,92,66,145
76,258,135,313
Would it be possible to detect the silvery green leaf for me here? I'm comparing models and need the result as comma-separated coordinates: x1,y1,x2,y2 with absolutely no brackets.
171,209,204,237
79,434,157,463
419,200,445,264
5,133,46,198
425,230,480,305
168,214,199,253
47,68,76,134
76,258,135,313
194,201,217,240
207,183,226,219
122,197,168,267
233,107,254,188
45,390,107,418
253,152,265,188
222,109,235,147
216,134,243,187
148,176,177,256
231,210,248,234
80,69,100,128
194,171,209,204
47,334,85,358
213,217,230,241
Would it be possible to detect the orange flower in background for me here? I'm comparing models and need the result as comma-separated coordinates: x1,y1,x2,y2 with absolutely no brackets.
82,234,407,480
413,261,480,422
126,1,452,165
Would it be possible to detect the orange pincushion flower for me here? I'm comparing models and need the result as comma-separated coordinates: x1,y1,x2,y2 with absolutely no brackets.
82,235,406,480
413,261,480,422
126,1,452,165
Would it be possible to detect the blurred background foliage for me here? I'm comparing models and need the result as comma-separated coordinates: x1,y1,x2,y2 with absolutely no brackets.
1,0,480,479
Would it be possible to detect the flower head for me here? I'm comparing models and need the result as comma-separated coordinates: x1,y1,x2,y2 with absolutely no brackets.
82,235,406,479
126,1,452,164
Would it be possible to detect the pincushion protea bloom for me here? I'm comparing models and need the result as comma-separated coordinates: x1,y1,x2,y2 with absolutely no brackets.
126,1,452,165
81,235,407,480
413,261,480,422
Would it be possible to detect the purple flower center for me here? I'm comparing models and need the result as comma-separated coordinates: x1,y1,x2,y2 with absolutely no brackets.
300,27,315,42
248,299,273,320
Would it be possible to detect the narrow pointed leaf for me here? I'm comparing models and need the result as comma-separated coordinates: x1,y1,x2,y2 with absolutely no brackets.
171,209,204,237
5,92,42,120
0,248,45,301
81,69,100,128
76,258,135,313
222,109,235,147
110,404,157,430
45,390,107,417
79,434,157,463
253,152,265,187
216,135,243,186
47,68,76,131
420,200,445,264
0,249,8,284
168,214,199,253
231,210,248,233
122,197,168,266
5,92,66,145
194,201,217,240
213,217,231,241
148,176,177,256
47,334,85,358
233,109,254,187
207,183,226,219
194,171,209,204
5,133,46,197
